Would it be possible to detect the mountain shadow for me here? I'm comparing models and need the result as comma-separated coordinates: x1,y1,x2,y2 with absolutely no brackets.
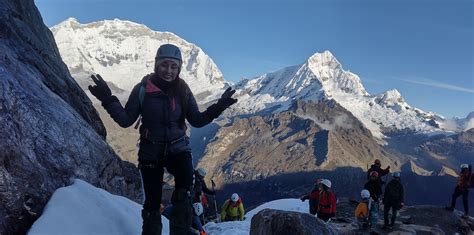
212,167,463,212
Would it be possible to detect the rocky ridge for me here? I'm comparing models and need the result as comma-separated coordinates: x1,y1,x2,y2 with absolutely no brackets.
0,1,142,234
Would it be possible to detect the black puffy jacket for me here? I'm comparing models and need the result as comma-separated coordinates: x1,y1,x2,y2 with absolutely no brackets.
102,74,213,162
364,180,383,201
193,173,214,202
383,179,404,205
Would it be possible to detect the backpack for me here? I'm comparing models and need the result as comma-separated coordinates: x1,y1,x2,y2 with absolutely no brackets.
133,83,147,129
355,202,369,218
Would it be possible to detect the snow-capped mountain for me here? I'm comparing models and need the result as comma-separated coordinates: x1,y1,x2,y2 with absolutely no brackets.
436,111,474,132
233,51,446,139
51,18,226,103
51,18,465,140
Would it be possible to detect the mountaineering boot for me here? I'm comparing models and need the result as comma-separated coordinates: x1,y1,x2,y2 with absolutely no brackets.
142,209,162,235
169,188,192,235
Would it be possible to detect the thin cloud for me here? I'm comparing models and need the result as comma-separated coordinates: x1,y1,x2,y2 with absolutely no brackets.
397,77,474,94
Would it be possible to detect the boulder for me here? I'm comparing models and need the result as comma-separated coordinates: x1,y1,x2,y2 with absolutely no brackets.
250,209,338,235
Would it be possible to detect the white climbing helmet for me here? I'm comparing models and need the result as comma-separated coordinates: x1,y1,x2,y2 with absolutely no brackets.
361,189,370,199
231,193,239,202
193,202,203,216
197,168,206,177
321,179,332,188
392,172,401,178
461,164,469,169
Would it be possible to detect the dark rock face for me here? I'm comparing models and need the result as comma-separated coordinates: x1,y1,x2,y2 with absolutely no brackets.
417,129,474,169
250,209,338,235
0,0,105,137
0,0,142,234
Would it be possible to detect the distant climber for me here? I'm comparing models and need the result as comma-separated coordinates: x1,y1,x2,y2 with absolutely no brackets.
364,171,383,225
301,179,336,222
364,171,383,202
445,164,472,218
193,168,216,203
163,202,207,235
382,172,404,230
221,193,245,221
193,168,215,224
367,159,390,184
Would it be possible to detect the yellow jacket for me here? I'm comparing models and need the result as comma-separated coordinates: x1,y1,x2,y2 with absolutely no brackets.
221,199,245,221
355,201,369,218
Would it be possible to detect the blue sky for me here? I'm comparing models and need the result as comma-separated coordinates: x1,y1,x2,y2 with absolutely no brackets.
36,0,473,118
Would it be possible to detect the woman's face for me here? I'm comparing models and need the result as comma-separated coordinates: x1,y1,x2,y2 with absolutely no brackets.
155,59,180,82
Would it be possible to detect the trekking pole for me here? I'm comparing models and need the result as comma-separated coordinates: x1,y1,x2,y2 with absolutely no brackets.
211,179,219,222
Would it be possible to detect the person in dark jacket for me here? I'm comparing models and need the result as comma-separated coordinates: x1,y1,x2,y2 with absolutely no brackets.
382,172,404,230
88,44,237,235
163,202,207,235
364,171,383,202
367,159,390,182
445,164,472,218
364,171,383,225
193,168,215,224
193,168,215,203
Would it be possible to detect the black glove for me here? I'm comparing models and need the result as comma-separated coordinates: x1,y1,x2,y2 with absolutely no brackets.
300,196,306,202
218,87,238,107
205,87,238,119
88,74,114,104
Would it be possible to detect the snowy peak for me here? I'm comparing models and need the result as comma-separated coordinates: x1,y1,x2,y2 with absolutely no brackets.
58,17,80,26
235,50,368,103
307,50,341,70
375,89,405,106
305,51,369,97
233,50,371,116
53,17,154,36
234,51,443,139
467,111,474,120
51,18,226,100
437,111,474,132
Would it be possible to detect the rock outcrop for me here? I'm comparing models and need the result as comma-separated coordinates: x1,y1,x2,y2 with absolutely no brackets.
250,209,338,235
0,0,141,234
332,198,473,234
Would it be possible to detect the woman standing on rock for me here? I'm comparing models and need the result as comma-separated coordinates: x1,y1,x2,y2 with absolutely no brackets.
88,44,237,235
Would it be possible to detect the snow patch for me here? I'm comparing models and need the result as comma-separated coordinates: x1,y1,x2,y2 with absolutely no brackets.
28,179,170,235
